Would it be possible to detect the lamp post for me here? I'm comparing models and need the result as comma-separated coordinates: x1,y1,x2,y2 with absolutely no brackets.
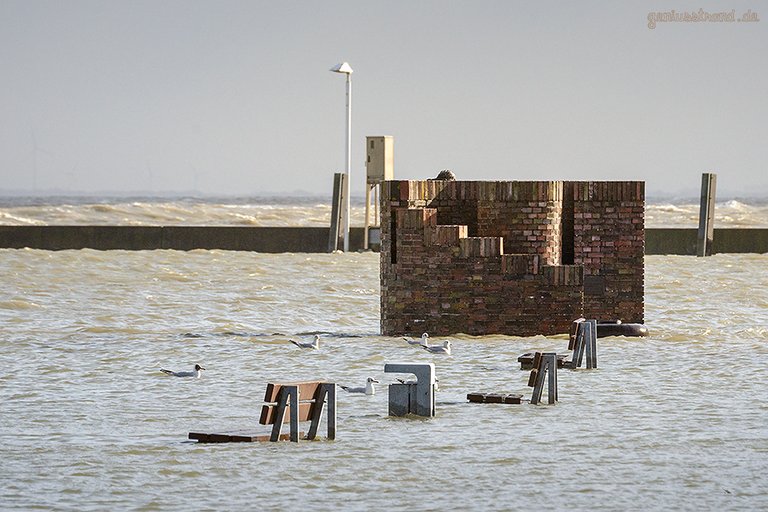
330,62,353,252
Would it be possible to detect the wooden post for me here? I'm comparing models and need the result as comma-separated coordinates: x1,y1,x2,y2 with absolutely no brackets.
364,184,371,249
573,324,585,368
529,352,558,405
584,319,597,369
547,353,558,403
270,386,290,441
568,319,597,369
325,383,336,440
306,383,336,441
269,385,301,442
328,173,346,252
374,184,379,228
697,172,717,257
289,385,299,442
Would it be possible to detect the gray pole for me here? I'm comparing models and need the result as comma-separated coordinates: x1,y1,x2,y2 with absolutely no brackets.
343,72,351,252
697,172,717,257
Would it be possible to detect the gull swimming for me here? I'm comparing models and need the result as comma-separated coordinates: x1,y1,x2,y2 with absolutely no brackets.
160,364,205,378
404,333,430,346
340,377,379,395
290,334,320,349
422,340,452,355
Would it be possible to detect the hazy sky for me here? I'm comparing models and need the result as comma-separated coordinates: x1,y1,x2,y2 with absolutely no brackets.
1,1,765,198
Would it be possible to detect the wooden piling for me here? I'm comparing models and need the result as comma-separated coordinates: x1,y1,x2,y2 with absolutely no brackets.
697,172,717,257
328,173,346,252
529,352,558,405
567,319,597,369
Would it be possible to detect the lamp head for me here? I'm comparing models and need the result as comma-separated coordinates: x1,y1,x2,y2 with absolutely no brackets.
330,62,353,74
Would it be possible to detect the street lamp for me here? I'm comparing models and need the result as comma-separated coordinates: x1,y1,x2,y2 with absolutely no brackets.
330,61,353,252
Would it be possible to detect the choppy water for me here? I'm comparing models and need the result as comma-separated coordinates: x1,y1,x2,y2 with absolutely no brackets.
1,248,767,511
1,196,768,228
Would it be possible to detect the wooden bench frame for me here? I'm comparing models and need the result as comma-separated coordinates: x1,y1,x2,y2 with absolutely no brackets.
259,381,336,442
189,381,336,443
527,351,558,405
566,318,597,369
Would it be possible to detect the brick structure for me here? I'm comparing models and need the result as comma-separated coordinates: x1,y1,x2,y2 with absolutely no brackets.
380,180,644,337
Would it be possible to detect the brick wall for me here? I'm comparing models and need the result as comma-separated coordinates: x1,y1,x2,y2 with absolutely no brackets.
380,180,644,337
571,181,645,323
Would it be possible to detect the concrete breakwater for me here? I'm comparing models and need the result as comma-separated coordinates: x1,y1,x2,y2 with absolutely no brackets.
645,228,768,254
0,226,366,252
1,225,766,254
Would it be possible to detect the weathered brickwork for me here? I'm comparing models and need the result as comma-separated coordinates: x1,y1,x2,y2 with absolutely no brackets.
571,181,645,324
380,180,644,337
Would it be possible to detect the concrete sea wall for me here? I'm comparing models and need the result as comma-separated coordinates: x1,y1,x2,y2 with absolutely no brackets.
0,225,766,254
0,226,365,252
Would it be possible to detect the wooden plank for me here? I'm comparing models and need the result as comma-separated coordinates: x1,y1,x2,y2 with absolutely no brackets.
466,393,523,405
259,402,314,425
532,352,542,370
527,368,538,388
518,352,534,369
519,352,567,370
189,431,303,443
263,382,322,403
569,318,585,350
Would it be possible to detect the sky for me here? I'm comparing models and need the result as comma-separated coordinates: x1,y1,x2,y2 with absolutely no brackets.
1,1,766,199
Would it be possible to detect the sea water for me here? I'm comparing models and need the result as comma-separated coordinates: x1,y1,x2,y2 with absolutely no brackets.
1,198,767,510
2,195,768,228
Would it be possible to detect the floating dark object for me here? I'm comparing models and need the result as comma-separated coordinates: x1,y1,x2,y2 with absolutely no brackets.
467,393,523,404
517,353,567,371
597,320,649,338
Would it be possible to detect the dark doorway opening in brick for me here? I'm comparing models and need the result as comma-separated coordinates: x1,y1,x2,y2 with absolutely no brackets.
561,182,575,265
390,212,397,264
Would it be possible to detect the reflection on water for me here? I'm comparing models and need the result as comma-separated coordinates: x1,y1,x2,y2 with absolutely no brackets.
1,250,767,510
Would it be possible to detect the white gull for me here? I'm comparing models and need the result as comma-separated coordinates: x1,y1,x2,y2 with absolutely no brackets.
290,334,320,349
422,340,452,355
160,364,205,378
403,333,430,346
340,377,379,395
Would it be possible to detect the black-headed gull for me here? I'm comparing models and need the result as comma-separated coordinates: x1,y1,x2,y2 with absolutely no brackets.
422,340,452,355
404,333,429,346
340,377,379,395
160,364,205,378
290,334,320,349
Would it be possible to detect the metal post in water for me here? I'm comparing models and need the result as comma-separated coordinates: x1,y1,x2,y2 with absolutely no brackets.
343,71,352,252
330,62,354,252
328,173,345,252
697,172,717,257
364,184,371,249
